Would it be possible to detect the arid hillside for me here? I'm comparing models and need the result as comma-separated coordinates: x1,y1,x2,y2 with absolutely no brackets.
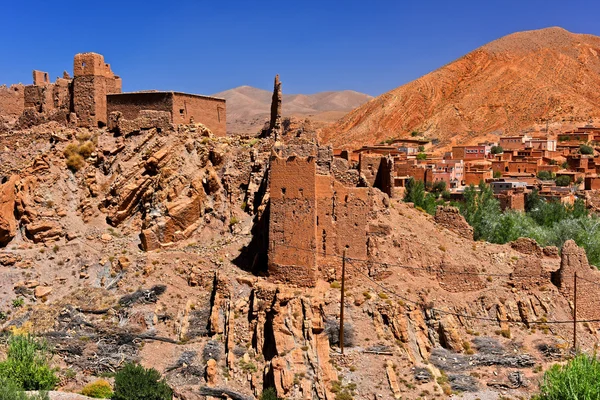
213,85,372,134
321,27,600,149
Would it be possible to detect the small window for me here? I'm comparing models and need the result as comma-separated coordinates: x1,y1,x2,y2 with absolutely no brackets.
281,187,286,195
179,109,185,114
82,62,86,67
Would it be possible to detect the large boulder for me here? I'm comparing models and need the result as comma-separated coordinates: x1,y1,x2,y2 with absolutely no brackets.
0,175,18,246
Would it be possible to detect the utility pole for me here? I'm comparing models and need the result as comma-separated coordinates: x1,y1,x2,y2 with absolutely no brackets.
573,271,578,351
340,248,347,354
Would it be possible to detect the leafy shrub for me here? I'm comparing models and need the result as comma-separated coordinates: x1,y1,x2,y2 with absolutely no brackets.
537,170,555,180
81,379,113,398
0,335,58,391
490,145,503,154
260,387,279,400
112,363,172,400
411,131,420,137
416,152,427,160
580,144,594,155
555,175,571,187
0,377,50,399
534,353,600,399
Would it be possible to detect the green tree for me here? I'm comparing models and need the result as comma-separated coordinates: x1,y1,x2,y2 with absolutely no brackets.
493,170,502,178
112,363,172,400
537,171,555,180
431,181,446,194
416,153,427,160
580,144,594,155
555,175,571,187
535,353,600,399
490,145,503,154
0,335,58,391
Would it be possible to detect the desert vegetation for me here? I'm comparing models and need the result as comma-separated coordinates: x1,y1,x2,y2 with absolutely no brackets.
405,180,600,266
534,353,600,399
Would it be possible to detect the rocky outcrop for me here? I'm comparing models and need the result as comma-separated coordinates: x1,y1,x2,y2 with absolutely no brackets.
0,175,18,246
510,237,543,257
434,206,473,239
267,74,282,138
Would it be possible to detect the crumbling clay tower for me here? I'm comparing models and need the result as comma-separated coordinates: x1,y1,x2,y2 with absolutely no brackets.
268,74,282,138
72,53,122,128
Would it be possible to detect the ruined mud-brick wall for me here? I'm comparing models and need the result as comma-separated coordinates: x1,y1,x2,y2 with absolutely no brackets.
73,53,122,127
171,93,226,137
497,191,525,211
107,92,173,120
551,240,600,320
359,154,394,197
24,78,71,114
268,156,317,286
315,176,370,274
107,92,226,137
0,84,24,119
269,146,373,286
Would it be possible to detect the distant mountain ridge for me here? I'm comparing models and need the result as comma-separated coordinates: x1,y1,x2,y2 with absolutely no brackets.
212,86,373,134
321,27,600,149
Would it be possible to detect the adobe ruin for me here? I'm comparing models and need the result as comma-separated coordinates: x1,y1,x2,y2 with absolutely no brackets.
268,144,375,287
8,53,226,135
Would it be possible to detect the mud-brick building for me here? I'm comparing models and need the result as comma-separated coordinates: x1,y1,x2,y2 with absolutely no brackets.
107,91,226,137
17,52,226,135
268,146,373,287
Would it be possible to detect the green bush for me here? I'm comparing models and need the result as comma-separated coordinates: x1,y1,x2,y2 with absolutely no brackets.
112,363,172,400
416,152,427,160
580,144,594,155
537,170,555,180
0,377,50,400
535,353,600,399
490,145,503,154
260,387,279,400
555,175,571,187
81,379,113,398
0,335,58,391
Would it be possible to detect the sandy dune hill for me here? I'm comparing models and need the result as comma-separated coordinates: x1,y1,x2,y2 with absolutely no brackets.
213,86,372,134
321,27,600,149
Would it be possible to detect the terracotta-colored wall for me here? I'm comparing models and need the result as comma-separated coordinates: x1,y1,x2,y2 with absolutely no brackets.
171,93,226,137
465,170,492,186
107,92,173,121
268,156,317,286
0,84,24,120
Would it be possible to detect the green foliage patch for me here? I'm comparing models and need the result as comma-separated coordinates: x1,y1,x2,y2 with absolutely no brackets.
112,363,172,400
534,353,600,400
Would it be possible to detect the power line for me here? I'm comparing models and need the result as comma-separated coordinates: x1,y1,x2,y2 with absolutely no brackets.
344,258,600,325
274,242,546,279
273,241,600,325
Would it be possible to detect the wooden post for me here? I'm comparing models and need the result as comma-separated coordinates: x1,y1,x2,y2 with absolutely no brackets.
573,271,578,351
340,248,346,354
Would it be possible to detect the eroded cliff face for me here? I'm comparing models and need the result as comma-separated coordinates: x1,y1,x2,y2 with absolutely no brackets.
0,120,599,399
321,27,600,150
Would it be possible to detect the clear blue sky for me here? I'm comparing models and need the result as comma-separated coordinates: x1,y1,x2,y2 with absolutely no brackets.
1,0,599,96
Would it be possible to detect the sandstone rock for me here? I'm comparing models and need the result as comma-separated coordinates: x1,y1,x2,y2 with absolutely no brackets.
206,358,217,386
385,360,402,399
35,285,52,298
25,220,62,242
0,175,18,246
117,256,131,270
101,234,112,242
438,315,463,352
